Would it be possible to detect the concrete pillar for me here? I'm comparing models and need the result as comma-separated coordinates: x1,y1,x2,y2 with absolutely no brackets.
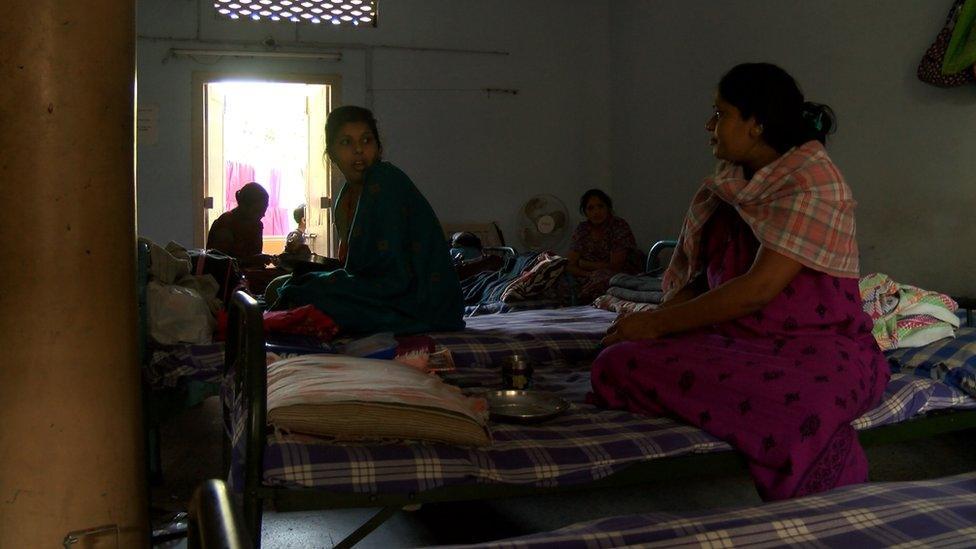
0,1,147,547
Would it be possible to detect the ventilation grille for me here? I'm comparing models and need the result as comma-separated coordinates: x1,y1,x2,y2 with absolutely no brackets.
214,0,377,26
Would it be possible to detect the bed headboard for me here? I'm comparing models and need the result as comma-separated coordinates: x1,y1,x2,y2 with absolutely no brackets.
226,290,268,505
137,240,150,368
954,296,975,327
646,239,677,275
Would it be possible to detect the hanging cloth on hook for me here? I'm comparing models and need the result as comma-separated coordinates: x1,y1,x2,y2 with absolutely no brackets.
942,0,976,74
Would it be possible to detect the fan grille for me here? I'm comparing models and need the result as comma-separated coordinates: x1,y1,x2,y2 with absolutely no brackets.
518,194,568,251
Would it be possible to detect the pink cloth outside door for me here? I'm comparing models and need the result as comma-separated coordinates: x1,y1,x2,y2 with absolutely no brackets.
224,161,289,237
263,168,288,237
224,161,255,211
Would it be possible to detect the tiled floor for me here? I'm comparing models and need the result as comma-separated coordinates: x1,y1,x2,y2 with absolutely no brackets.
150,396,976,548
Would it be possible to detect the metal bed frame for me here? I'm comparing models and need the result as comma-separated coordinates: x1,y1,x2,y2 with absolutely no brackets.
225,290,976,548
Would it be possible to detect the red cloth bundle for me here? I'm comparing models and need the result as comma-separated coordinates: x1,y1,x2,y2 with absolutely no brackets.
215,305,339,342
263,305,339,342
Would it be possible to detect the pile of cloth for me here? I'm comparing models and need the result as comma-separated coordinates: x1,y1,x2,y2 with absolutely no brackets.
461,251,568,314
859,272,960,351
592,272,664,314
872,273,976,400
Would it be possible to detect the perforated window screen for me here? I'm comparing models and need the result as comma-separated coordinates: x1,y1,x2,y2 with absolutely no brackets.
213,0,377,26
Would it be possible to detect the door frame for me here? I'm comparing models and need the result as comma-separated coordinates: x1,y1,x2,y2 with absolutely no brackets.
190,71,342,248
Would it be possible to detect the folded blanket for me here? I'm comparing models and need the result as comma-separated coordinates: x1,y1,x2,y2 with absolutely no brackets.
606,286,664,304
859,273,959,351
608,273,663,292
592,294,657,314
501,252,567,302
461,252,540,305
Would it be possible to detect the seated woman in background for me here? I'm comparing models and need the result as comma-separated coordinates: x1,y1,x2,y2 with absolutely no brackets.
566,189,641,303
206,182,273,268
281,204,312,261
274,105,464,335
590,63,889,501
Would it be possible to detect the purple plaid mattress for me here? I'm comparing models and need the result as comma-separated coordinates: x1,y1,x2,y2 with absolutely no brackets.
231,369,975,494
438,472,976,548
428,305,616,367
149,306,613,390
887,327,976,399
151,304,974,390
174,305,975,497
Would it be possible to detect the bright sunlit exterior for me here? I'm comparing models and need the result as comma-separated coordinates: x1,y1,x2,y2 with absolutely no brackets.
213,0,377,26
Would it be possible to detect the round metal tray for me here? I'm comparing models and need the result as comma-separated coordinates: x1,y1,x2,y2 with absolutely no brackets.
484,390,570,423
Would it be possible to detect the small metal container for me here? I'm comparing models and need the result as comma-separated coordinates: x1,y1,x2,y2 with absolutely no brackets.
501,354,533,390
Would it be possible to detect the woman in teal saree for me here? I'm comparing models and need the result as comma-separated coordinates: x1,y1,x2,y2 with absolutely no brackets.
276,106,464,335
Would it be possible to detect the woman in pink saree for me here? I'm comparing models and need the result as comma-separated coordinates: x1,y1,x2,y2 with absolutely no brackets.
590,63,889,501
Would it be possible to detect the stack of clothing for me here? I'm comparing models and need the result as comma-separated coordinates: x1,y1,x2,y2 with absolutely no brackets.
592,272,664,314
870,273,976,400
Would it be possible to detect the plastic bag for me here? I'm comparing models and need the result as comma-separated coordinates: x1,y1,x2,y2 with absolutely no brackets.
147,281,215,345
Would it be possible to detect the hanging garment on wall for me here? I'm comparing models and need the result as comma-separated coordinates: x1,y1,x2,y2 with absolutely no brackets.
943,0,976,74
918,0,976,87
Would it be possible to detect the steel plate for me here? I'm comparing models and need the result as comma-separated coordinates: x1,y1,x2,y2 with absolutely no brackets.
484,390,570,423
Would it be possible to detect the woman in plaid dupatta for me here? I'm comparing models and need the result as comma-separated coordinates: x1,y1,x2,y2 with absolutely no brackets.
590,63,889,501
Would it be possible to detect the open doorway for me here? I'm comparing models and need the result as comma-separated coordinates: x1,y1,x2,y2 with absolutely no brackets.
192,73,341,257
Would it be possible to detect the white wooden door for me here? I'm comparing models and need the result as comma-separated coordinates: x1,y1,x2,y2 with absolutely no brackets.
203,84,225,245
305,85,333,256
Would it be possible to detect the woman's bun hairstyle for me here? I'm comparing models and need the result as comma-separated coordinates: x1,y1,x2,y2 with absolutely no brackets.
718,63,836,153
236,182,268,206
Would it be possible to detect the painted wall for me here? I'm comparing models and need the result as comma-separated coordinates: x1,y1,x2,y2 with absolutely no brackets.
138,1,976,295
609,0,976,295
136,0,611,251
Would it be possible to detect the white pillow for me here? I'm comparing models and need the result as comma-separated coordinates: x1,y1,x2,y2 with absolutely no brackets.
266,354,491,446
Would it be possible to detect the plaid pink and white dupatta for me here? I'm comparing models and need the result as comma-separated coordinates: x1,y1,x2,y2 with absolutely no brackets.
662,140,860,299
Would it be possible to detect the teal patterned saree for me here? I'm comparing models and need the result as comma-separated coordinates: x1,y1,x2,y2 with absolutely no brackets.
278,162,464,335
